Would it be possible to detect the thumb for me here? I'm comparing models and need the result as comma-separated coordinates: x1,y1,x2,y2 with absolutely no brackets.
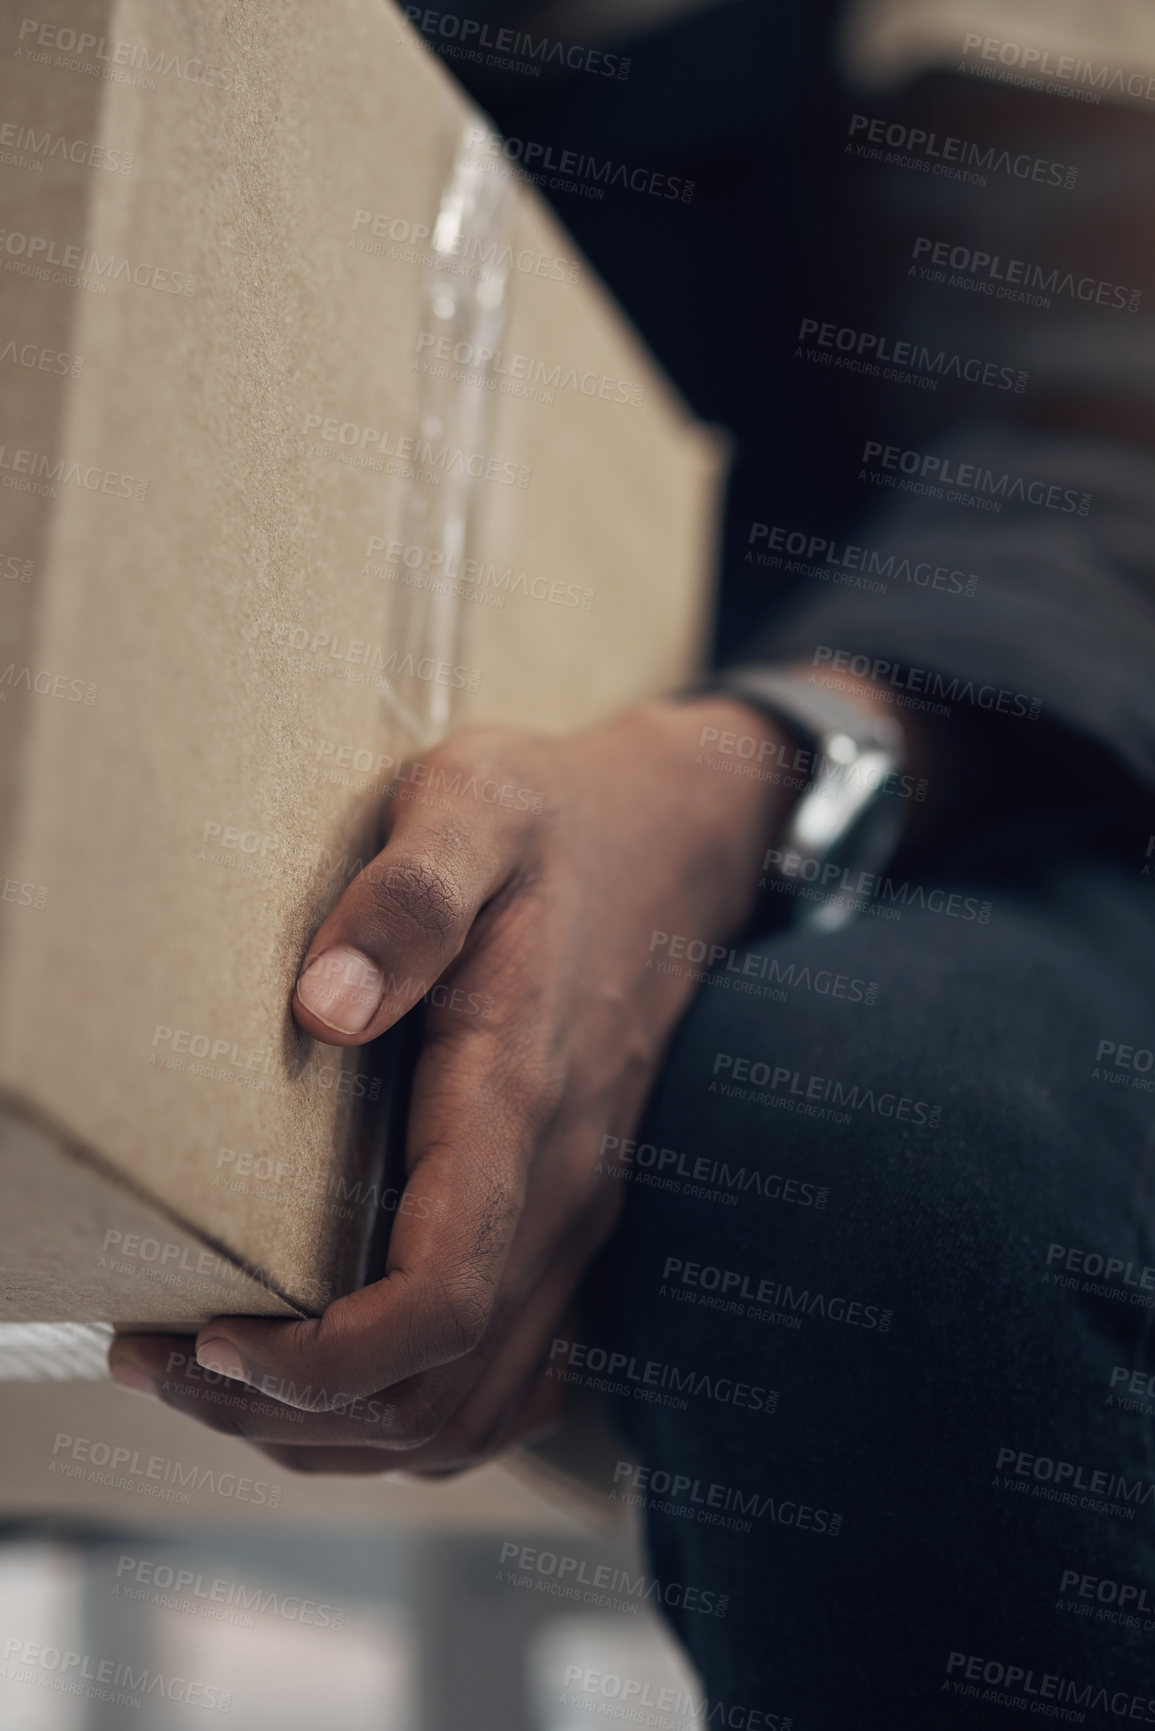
292,768,524,1046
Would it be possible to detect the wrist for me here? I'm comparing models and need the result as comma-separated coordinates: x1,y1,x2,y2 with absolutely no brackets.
683,667,919,930
634,692,807,860
558,697,802,952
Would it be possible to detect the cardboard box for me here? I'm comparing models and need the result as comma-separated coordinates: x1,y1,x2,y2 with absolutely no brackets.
0,0,722,1330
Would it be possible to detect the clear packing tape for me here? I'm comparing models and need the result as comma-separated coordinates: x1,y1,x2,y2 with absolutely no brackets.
377,121,515,749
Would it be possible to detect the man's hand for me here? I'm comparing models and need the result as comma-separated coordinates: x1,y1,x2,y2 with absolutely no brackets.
110,696,798,1472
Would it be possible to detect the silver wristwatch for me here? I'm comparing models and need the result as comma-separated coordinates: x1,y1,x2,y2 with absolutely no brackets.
718,666,909,932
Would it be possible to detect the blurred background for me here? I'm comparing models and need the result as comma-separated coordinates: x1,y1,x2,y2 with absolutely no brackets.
0,1529,704,1731
0,1326,703,1731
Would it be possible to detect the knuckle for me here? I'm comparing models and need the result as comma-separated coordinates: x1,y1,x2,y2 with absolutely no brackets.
503,1056,567,1137
366,851,469,945
244,1328,358,1414
398,1266,494,1372
438,1278,493,1358
289,1326,379,1411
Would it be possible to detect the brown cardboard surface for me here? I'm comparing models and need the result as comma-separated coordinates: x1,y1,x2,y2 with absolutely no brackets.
0,1117,300,1324
0,0,721,1325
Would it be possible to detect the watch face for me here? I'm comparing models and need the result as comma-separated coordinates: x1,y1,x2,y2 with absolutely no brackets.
731,671,904,767
805,799,908,929
785,748,908,932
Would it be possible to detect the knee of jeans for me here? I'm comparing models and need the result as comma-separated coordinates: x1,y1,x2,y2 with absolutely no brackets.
650,899,1100,1180
651,903,1154,1295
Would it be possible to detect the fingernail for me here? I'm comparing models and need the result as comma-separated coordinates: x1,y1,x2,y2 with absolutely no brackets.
295,946,384,1034
196,1339,248,1383
110,1362,158,1400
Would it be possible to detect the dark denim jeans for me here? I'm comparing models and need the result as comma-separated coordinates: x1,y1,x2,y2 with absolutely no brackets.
591,820,1155,1728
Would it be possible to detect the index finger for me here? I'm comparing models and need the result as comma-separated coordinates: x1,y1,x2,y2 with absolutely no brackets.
194,1014,541,1408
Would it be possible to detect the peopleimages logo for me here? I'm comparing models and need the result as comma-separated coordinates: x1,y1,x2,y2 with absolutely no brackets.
562,1665,793,1730
944,1649,1155,1720
611,1459,843,1539
1058,1565,1155,1617
0,226,197,294
911,235,1142,312
546,1335,777,1413
711,1050,942,1129
497,1542,729,1618
14,17,235,90
114,1555,347,1630
50,1431,282,1508
648,928,880,1003
415,330,645,405
746,522,978,598
0,444,148,501
0,663,97,704
248,611,482,696
1045,1240,1155,1296
0,118,134,173
812,645,1041,721
846,112,1078,188
402,7,632,80
859,438,1091,517
662,1255,893,1333
465,126,694,203
0,335,84,377
797,316,1026,393
597,1133,830,1211
995,1444,1155,1509
350,209,581,282
761,849,992,927
0,1638,231,1713
304,411,531,489
366,537,595,611
960,32,1155,105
